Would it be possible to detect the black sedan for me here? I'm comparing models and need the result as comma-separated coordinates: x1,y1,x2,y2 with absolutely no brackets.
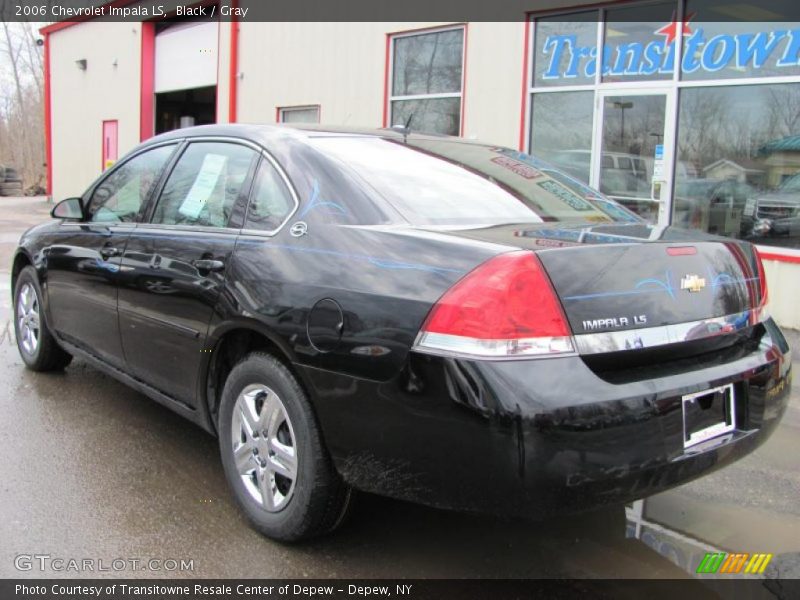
12,125,792,541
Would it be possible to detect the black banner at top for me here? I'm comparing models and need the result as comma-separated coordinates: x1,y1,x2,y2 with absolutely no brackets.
2,0,800,23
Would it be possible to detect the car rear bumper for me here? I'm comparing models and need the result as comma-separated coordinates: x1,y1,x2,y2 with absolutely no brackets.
300,318,792,518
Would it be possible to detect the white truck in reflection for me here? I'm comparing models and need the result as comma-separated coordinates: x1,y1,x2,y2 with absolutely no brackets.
549,149,693,223
748,173,800,240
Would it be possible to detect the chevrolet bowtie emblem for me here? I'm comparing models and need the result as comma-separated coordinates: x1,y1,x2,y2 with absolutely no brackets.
681,274,707,293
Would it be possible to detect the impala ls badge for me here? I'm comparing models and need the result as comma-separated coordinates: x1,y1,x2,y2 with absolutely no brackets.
681,274,707,293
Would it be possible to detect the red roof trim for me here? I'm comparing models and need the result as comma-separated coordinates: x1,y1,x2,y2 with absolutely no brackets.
228,0,239,123
758,250,800,265
40,0,140,34
518,18,531,151
382,33,390,128
140,21,155,141
43,33,52,196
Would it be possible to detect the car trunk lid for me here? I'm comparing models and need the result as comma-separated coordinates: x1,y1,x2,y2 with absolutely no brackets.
433,222,764,337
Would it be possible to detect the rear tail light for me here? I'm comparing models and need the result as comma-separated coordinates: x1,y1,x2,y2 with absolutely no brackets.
751,251,769,325
414,251,574,358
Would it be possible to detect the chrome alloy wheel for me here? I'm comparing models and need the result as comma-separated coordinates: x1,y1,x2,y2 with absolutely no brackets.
231,384,298,511
16,282,40,356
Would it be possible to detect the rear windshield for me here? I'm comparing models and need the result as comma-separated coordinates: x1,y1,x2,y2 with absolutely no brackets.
309,136,639,226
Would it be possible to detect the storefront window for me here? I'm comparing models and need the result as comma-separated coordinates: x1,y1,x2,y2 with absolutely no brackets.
673,83,800,249
598,94,667,222
602,2,678,83
681,1,800,81
533,13,598,87
529,91,594,183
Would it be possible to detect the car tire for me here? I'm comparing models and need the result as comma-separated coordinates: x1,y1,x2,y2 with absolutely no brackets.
13,266,73,371
218,352,352,542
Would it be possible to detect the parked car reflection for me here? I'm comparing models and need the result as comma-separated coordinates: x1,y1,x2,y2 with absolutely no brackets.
673,178,756,238
748,172,800,242
549,150,659,221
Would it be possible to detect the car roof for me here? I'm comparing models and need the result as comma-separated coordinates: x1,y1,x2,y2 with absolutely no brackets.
141,123,458,149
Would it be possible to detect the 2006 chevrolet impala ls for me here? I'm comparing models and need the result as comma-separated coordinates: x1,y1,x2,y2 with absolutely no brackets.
12,125,792,541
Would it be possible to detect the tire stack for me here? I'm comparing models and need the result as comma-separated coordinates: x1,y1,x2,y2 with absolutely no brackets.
0,165,24,197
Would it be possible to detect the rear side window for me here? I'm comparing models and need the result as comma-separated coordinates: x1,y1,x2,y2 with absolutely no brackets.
151,142,257,228
87,144,175,223
244,159,295,232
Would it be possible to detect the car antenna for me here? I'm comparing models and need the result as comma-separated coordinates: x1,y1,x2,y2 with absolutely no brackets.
390,113,414,143
403,113,414,142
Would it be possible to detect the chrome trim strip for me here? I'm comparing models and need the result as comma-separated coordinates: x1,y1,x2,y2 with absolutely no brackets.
573,311,754,355
412,331,576,361
682,384,736,449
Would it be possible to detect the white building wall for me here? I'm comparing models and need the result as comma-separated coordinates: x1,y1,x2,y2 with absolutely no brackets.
461,22,525,147
237,22,401,127
49,21,142,201
762,259,800,330
235,22,525,148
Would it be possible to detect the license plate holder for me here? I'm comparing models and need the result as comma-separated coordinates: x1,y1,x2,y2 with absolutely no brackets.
682,384,736,449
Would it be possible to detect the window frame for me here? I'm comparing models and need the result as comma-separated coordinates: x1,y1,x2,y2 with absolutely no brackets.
386,23,467,136
277,105,321,124
82,140,179,225
144,137,262,232
240,151,301,238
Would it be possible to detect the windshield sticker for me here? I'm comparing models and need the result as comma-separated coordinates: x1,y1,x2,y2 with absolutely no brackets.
537,180,593,211
178,153,227,219
490,156,543,179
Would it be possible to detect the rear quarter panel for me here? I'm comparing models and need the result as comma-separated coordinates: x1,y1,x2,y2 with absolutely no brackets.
218,224,504,381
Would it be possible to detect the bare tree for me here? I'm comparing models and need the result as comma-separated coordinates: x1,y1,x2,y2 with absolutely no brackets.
676,88,729,170
765,86,800,141
0,11,46,191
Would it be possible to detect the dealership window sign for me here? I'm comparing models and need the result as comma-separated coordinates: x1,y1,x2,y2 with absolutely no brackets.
541,19,800,80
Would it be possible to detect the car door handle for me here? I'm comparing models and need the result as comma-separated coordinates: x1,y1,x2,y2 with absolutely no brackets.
192,259,225,272
100,246,120,259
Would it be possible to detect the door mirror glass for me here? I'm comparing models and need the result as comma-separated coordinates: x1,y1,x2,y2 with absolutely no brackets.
51,198,84,220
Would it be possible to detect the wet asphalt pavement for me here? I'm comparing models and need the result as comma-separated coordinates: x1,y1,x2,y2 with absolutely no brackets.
0,197,798,583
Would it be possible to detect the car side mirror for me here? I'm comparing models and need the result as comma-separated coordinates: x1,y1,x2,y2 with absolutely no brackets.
51,197,84,220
